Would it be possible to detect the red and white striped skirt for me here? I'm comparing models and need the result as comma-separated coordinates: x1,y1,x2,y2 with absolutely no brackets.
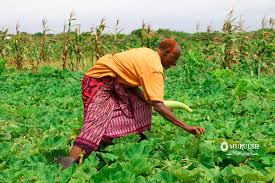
74,75,152,154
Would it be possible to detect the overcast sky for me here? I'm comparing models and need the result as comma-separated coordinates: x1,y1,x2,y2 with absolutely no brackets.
0,0,274,34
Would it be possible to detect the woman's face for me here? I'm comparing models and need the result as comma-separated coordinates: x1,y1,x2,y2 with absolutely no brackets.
162,46,181,69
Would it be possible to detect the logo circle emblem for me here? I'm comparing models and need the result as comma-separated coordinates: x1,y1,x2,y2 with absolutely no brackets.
220,141,229,152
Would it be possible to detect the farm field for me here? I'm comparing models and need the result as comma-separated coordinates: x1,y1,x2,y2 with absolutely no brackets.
0,21,274,182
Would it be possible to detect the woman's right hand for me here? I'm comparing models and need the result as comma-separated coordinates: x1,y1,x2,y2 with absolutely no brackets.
185,125,205,137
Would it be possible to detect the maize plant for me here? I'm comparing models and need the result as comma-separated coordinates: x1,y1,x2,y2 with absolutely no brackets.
0,29,9,58
108,19,129,54
89,19,109,61
26,35,40,72
39,18,51,64
68,25,84,70
61,11,77,70
222,10,243,68
132,21,160,48
11,23,27,69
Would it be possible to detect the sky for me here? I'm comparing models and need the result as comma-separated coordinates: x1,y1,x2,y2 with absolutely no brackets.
0,0,274,34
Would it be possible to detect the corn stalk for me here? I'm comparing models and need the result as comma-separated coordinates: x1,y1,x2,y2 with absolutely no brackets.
90,19,108,62
39,18,51,64
26,35,39,72
222,10,241,68
133,21,160,48
61,11,77,70
0,29,9,58
68,25,84,70
11,23,26,69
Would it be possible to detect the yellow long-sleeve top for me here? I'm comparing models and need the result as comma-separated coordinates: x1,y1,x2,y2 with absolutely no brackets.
86,47,164,102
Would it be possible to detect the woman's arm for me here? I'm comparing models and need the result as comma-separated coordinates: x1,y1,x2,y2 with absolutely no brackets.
129,87,205,136
151,101,205,136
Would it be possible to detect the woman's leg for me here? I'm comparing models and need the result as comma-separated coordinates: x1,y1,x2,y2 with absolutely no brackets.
57,76,111,169
69,145,85,161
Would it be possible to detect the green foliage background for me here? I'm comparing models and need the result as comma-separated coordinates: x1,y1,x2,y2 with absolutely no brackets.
0,28,274,182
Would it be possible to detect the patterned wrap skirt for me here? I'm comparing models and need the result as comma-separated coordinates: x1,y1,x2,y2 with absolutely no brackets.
73,75,152,154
